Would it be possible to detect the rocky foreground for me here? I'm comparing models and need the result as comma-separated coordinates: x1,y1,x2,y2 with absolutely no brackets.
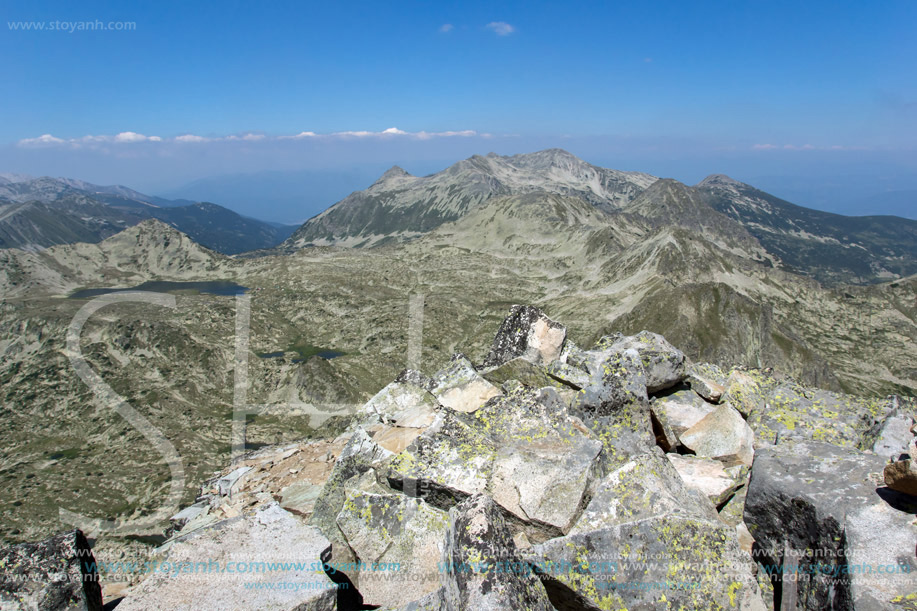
2,306,916,610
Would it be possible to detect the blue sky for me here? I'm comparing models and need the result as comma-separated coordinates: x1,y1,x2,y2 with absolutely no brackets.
2,0,915,221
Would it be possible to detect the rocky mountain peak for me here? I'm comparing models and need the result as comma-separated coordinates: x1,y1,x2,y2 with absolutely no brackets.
379,165,412,181
283,150,660,249
697,174,746,189
626,177,706,215
369,165,416,190
126,218,186,239
504,148,587,171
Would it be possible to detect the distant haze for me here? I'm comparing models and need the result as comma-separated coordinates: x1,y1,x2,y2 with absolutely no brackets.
158,168,391,225
156,146,916,223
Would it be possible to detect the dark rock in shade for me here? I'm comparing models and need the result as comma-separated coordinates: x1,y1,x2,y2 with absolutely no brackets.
744,440,917,610
482,305,566,368
440,495,555,611
0,530,102,611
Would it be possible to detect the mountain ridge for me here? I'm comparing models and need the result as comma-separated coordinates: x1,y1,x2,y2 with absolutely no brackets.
284,149,917,287
284,148,656,249
0,177,296,254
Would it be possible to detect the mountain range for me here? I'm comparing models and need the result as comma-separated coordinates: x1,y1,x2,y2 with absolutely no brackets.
286,149,917,286
0,174,297,254
0,149,914,552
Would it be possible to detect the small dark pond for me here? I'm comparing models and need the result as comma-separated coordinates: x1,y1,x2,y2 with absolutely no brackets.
258,344,346,362
70,280,248,299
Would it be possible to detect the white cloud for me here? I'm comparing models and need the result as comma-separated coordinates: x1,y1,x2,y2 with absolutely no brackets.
175,134,209,143
18,132,162,147
223,133,267,141
114,131,161,143
414,130,477,140
486,21,515,36
16,128,481,148
752,143,777,150
439,23,453,33
279,127,476,140
18,134,67,147
279,131,318,140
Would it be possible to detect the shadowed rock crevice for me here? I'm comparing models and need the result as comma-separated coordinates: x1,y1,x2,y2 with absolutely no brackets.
319,545,379,611
529,568,606,611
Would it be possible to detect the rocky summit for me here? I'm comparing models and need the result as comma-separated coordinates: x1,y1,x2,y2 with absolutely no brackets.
6,305,913,611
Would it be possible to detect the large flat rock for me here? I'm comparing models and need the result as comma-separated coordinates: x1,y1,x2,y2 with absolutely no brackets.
117,504,337,611
430,355,501,413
